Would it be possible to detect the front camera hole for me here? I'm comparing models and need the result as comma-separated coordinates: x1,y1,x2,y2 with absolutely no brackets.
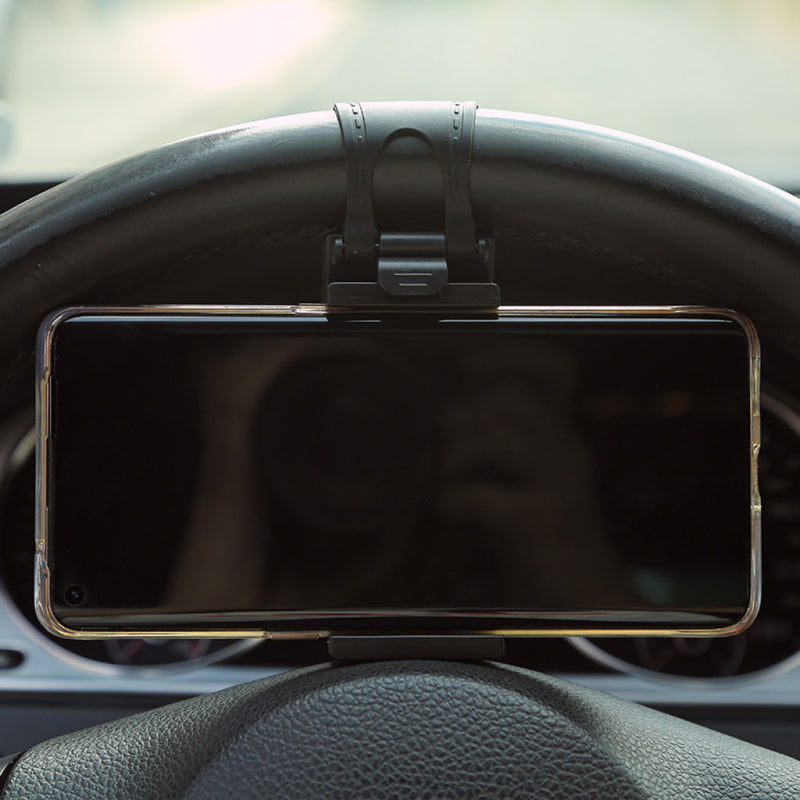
63,584,86,607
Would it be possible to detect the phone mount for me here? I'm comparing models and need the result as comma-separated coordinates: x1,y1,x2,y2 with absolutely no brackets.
325,101,500,309
325,102,503,662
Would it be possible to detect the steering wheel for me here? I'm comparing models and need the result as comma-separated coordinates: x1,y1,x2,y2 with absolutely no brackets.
0,106,799,798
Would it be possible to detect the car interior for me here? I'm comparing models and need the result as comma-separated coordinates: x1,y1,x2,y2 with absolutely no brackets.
0,2,799,798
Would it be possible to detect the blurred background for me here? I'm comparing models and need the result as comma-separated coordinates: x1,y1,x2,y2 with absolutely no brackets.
1,0,799,187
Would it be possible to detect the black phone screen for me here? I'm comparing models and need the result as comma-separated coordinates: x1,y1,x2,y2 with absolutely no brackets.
38,308,759,636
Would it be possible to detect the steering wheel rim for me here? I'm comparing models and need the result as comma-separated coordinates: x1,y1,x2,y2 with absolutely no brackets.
0,108,800,412
1,105,800,796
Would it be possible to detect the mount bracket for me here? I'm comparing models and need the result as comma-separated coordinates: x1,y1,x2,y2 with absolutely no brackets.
325,101,500,309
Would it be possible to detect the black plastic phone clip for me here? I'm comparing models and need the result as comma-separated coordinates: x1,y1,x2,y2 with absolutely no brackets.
328,635,506,662
325,101,500,309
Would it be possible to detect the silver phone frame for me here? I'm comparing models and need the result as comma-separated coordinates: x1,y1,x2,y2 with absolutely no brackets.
35,304,762,641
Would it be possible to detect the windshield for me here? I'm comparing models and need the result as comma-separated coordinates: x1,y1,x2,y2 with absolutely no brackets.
1,0,800,187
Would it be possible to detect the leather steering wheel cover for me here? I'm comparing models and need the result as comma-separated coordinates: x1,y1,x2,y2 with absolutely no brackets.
1,108,800,411
2,661,799,799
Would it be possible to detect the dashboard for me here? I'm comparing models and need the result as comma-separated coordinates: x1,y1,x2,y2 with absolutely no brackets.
0,181,799,764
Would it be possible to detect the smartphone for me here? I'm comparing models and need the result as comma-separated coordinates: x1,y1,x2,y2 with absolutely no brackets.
36,306,760,639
